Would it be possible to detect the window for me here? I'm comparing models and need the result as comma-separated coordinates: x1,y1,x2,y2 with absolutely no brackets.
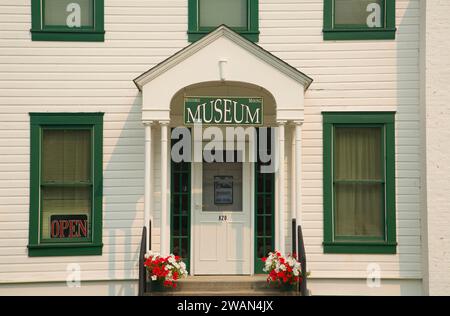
28,113,104,257
31,0,104,41
323,112,396,254
171,128,191,271
188,0,259,42
255,127,275,273
323,0,396,40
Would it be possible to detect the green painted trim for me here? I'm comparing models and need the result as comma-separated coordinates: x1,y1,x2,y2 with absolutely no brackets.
28,244,103,257
322,112,397,254
323,0,396,41
31,0,105,42
323,243,397,254
323,29,396,40
28,113,104,257
188,0,259,43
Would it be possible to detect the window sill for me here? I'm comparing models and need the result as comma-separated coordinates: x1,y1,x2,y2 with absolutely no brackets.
323,242,397,254
188,30,259,43
28,243,103,257
31,30,105,42
323,28,396,40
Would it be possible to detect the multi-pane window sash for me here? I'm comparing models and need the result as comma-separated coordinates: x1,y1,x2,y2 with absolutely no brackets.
323,0,396,40
323,112,397,254
188,0,259,42
28,113,103,257
31,0,105,41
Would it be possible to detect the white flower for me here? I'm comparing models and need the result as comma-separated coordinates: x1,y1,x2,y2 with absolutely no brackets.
280,264,286,271
151,275,157,281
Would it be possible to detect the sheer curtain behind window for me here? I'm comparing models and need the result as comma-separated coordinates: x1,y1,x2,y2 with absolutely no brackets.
334,127,384,238
41,129,92,240
199,0,248,28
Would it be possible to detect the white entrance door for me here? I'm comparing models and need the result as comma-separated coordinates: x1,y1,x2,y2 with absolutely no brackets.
192,160,251,275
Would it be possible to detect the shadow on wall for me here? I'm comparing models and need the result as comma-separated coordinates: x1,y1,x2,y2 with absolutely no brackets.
104,96,144,296
396,0,423,296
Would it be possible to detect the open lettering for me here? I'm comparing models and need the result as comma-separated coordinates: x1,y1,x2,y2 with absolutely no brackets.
50,216,88,238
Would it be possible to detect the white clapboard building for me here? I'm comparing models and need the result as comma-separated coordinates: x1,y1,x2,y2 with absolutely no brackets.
0,0,449,296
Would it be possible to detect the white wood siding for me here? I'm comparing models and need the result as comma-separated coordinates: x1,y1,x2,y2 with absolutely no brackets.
0,0,421,288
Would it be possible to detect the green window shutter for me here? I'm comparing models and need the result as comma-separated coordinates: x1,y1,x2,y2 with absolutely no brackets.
28,113,104,257
323,0,396,40
188,0,259,42
31,0,105,42
322,112,397,254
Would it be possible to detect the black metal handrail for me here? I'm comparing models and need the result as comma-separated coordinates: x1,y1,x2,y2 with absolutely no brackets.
138,220,151,296
292,219,309,296
297,224,308,296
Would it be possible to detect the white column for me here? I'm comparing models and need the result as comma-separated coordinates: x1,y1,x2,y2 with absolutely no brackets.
295,122,303,227
144,121,152,253
277,121,286,254
160,121,169,255
290,126,296,221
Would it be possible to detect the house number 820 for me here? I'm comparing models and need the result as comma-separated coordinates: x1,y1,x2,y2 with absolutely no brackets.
218,215,227,222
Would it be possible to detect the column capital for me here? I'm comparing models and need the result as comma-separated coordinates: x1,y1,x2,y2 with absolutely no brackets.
292,120,304,126
143,121,153,126
277,120,287,126
159,120,170,126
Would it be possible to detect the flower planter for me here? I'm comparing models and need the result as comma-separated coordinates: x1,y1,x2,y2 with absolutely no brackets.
143,251,188,292
147,280,166,292
261,251,302,292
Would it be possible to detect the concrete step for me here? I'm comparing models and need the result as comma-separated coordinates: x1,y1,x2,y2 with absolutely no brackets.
145,275,299,296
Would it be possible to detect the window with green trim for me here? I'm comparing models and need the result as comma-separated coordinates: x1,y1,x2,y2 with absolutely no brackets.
323,0,396,40
170,128,191,272
255,128,275,273
188,0,259,42
28,113,104,257
323,112,397,254
31,0,104,41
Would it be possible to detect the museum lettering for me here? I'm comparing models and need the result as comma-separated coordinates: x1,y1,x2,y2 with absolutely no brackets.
184,97,263,125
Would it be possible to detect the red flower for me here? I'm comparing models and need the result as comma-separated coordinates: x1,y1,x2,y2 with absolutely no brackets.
261,257,267,262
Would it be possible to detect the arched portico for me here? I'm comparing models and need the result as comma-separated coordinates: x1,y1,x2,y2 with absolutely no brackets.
134,26,312,273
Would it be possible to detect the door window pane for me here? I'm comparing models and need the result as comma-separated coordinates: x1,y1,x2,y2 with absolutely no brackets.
202,162,243,212
199,0,248,28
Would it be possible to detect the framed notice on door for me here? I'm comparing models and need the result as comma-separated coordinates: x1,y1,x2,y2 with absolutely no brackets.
214,176,233,204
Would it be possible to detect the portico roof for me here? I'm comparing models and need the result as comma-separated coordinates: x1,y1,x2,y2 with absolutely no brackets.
134,25,313,91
